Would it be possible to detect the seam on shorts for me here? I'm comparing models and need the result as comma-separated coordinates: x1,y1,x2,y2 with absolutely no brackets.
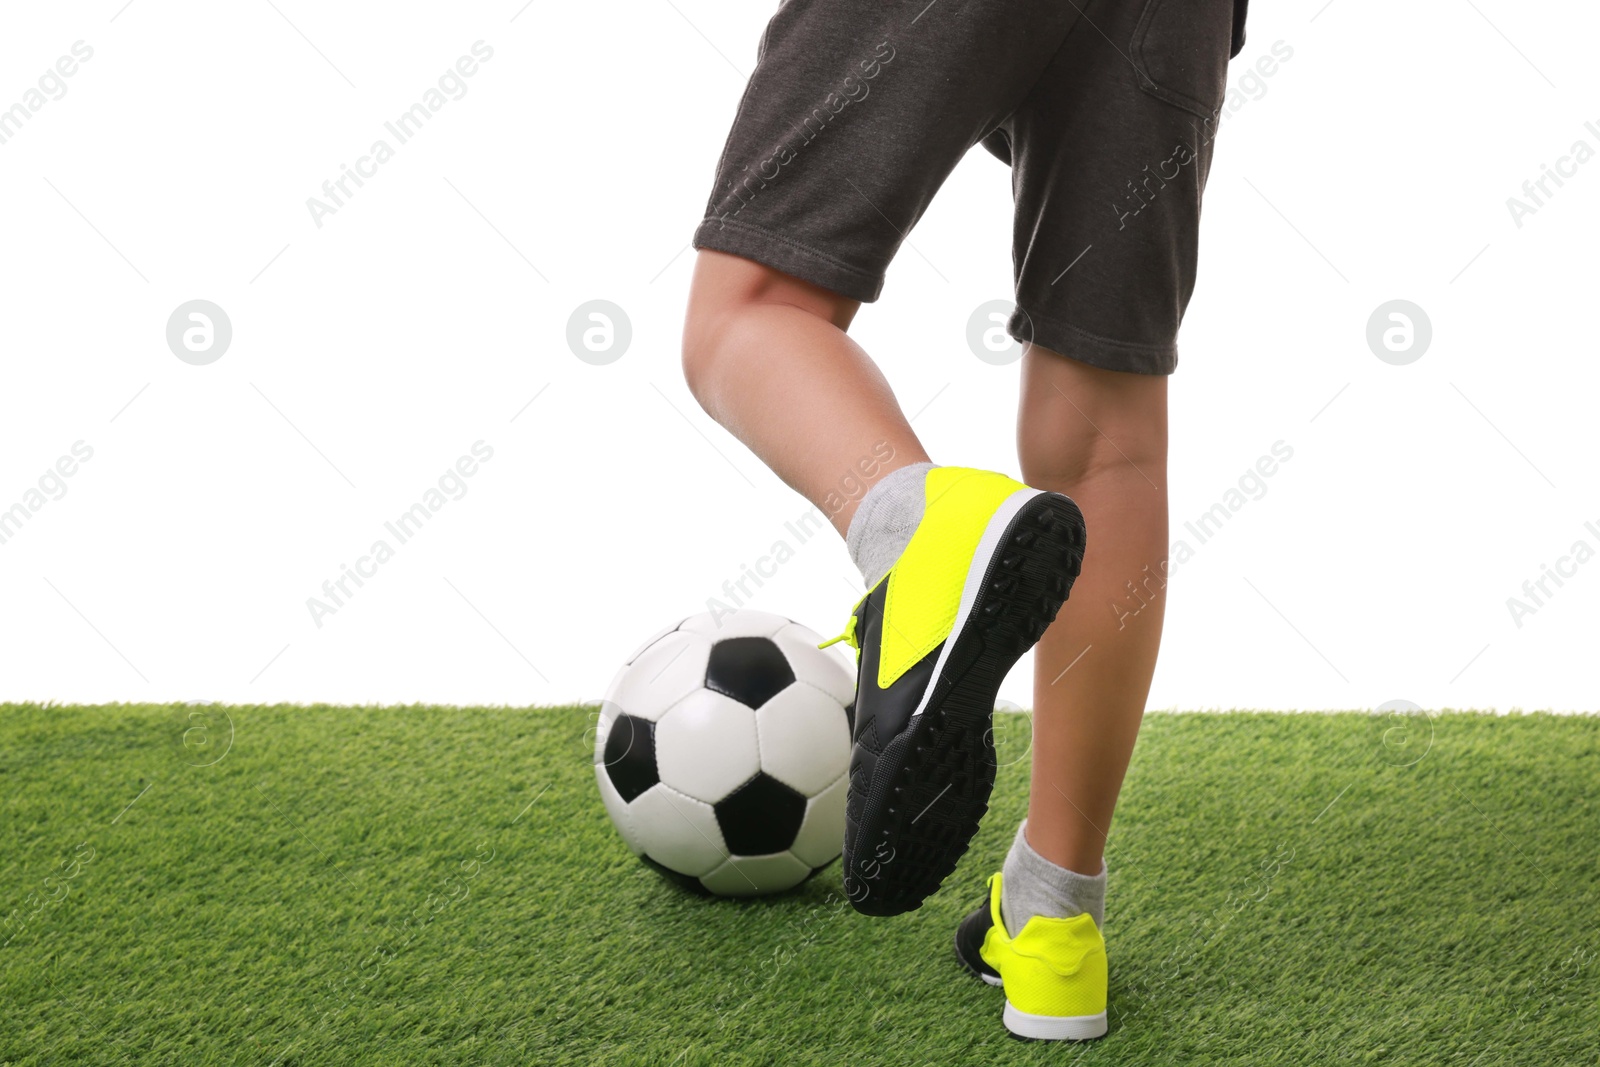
704,23,775,217
1131,0,1229,122
1018,304,1177,357
694,216,883,288
977,0,1098,150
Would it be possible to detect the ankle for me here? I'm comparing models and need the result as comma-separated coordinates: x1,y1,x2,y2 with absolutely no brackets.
1001,819,1107,933
844,461,937,587
1023,824,1104,879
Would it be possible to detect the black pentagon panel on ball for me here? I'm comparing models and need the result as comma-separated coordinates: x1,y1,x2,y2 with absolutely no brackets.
705,636,796,709
602,713,658,803
713,771,807,855
641,855,713,896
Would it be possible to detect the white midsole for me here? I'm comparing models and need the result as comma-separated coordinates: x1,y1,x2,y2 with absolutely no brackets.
1002,1002,1108,1041
907,486,1043,721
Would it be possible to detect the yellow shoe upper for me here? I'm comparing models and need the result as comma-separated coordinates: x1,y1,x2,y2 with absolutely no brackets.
818,467,1027,688
978,873,1108,1019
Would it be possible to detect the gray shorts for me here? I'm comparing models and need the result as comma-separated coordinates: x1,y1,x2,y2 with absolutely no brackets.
691,0,1247,374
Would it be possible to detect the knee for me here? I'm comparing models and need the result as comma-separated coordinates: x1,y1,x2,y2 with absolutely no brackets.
680,298,729,412
680,255,777,412
681,250,857,413
680,298,776,421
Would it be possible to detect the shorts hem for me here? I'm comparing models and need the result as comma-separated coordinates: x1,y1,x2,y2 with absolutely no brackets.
1011,306,1179,375
692,217,885,303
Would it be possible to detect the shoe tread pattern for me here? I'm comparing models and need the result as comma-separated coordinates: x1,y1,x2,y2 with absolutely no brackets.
845,493,1085,916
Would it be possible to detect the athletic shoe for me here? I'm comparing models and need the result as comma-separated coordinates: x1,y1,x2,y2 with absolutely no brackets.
954,872,1108,1041
821,467,1085,916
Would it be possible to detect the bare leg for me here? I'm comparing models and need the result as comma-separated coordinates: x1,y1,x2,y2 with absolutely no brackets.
1016,347,1170,876
682,250,931,537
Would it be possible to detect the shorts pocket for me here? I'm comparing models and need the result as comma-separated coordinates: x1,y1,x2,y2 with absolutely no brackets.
1130,0,1235,122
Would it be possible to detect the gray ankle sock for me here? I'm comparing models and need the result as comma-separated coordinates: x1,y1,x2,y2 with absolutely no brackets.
845,462,936,589
1000,819,1107,933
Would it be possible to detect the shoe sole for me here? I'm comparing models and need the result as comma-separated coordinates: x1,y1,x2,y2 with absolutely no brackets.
1003,1002,1108,1042
952,936,1003,987
846,488,1085,917
954,900,1108,1041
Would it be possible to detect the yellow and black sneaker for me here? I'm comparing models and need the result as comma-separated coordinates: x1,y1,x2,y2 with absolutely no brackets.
821,467,1085,916
954,873,1108,1041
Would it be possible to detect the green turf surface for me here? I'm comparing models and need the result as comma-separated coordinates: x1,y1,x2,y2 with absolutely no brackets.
1,705,1595,1065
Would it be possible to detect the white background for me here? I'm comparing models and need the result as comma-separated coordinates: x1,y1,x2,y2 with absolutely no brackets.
0,0,1594,712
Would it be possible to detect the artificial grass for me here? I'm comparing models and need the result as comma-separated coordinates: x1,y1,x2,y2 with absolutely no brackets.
0,705,1595,1066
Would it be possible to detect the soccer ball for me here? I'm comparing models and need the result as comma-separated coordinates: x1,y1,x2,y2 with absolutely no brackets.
594,609,856,896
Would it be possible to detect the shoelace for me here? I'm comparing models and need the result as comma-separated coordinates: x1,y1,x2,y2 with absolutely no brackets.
817,592,869,653
817,610,859,652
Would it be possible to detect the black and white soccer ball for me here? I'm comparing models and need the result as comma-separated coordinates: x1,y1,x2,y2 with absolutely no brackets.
594,609,856,896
